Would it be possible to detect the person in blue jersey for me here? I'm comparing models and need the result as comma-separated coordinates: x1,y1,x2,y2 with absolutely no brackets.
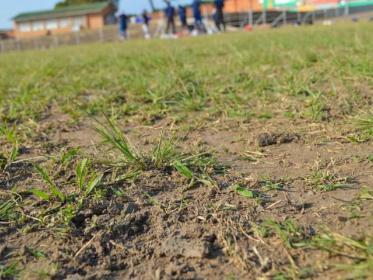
164,0,176,35
192,0,206,34
118,12,129,39
142,10,151,39
178,5,188,30
214,0,226,31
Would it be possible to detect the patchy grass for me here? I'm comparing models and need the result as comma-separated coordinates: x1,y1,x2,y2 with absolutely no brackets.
0,22,372,279
310,232,373,279
305,160,355,192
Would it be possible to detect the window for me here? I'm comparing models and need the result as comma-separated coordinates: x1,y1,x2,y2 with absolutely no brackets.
19,22,31,32
46,19,58,30
32,21,44,31
59,18,69,28
72,16,86,31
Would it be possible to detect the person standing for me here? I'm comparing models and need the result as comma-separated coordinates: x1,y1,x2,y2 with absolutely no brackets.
142,10,151,39
118,12,129,40
214,0,226,31
178,5,188,30
192,0,205,34
164,1,176,35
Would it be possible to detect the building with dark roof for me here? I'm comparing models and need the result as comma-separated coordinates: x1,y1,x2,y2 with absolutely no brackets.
13,1,117,39
0,29,14,40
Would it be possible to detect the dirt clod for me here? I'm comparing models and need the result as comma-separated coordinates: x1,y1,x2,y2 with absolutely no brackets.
160,237,210,259
257,132,300,147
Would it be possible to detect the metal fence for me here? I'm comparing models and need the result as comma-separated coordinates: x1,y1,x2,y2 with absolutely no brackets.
220,5,373,28
1,5,372,54
0,25,139,53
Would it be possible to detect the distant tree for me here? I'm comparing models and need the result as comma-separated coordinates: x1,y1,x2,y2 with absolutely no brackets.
55,0,116,8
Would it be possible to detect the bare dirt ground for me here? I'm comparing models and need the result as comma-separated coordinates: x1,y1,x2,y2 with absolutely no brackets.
2,110,372,279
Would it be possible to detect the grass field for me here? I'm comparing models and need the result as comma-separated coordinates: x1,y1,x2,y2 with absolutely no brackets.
0,22,372,279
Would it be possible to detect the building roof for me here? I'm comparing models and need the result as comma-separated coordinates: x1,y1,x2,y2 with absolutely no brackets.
13,2,114,22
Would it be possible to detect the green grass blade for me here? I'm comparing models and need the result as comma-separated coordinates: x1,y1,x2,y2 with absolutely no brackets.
173,161,193,179
0,199,16,220
232,184,256,198
76,158,88,191
30,188,51,201
95,118,138,163
8,142,18,162
34,165,65,202
85,173,103,197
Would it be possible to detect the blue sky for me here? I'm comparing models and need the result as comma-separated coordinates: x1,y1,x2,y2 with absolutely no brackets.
0,0,190,29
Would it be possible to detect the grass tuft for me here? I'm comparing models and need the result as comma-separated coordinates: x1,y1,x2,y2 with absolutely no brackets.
95,118,142,167
33,165,66,202
310,232,373,278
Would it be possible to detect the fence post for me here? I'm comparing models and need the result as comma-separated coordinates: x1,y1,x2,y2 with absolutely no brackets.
75,32,80,45
283,11,287,25
99,28,104,42
33,38,38,49
0,40,4,53
16,40,21,51
344,0,349,16
54,36,59,47
249,10,253,26
263,10,267,25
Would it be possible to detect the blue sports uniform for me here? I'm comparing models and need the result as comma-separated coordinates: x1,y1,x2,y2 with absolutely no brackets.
178,5,187,27
192,0,202,21
214,0,226,31
119,14,127,31
164,2,176,34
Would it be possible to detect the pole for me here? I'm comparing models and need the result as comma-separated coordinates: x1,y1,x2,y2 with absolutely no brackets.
297,10,301,24
54,36,59,47
248,0,253,26
99,28,104,42
33,38,37,49
75,32,80,45
263,0,267,25
344,0,349,16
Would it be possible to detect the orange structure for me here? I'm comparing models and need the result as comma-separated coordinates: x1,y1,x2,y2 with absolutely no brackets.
224,0,263,12
13,2,116,39
192,0,263,14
